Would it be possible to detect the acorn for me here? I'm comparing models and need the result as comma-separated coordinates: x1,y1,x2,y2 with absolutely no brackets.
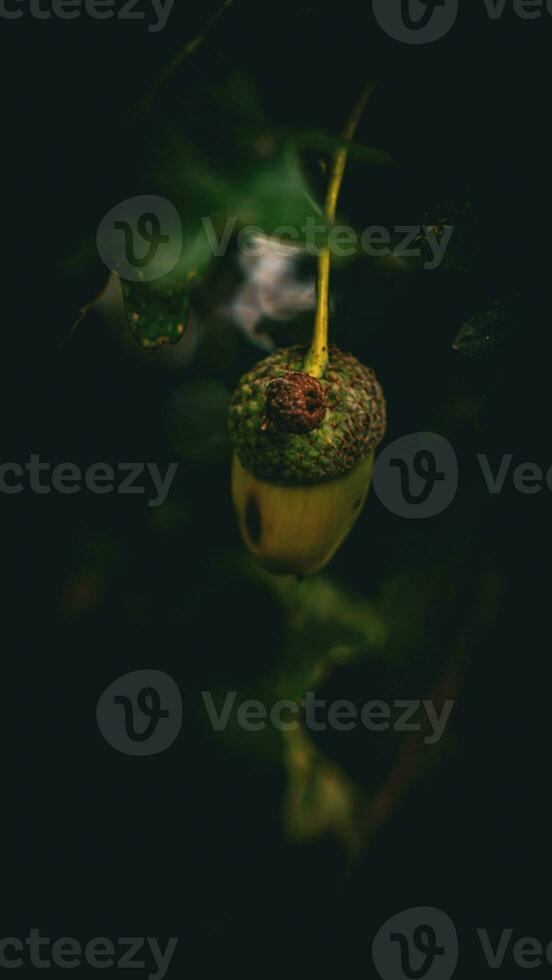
229,82,387,576
229,345,386,576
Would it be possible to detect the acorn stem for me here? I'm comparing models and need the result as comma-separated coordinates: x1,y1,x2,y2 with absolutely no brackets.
304,81,377,380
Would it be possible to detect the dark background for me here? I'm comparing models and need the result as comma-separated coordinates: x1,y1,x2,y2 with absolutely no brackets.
1,0,552,975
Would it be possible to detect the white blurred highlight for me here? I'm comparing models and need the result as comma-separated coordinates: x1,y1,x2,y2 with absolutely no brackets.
229,235,315,351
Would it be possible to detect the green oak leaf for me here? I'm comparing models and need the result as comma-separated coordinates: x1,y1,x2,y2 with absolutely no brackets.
120,276,192,349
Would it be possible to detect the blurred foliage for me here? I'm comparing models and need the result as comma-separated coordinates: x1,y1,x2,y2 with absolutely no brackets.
194,547,501,854
166,380,232,464
453,294,522,359
420,200,474,272
121,276,191,349
282,725,366,855
70,67,391,350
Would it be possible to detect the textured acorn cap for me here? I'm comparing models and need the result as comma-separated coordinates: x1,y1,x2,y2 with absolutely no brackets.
229,345,386,486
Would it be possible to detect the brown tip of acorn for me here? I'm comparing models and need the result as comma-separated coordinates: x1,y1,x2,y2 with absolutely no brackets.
264,371,327,434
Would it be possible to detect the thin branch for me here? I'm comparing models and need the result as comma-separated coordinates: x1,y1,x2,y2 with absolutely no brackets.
132,0,236,119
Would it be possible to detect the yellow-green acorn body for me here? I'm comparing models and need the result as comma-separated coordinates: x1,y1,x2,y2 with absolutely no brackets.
229,344,386,576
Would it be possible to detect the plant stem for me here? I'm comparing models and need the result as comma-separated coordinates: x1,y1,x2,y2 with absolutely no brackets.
303,82,376,379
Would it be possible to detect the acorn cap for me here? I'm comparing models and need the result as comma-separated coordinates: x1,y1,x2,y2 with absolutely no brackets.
229,345,386,486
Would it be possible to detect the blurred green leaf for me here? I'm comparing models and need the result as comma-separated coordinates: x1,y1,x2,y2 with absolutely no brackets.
292,128,392,168
453,294,521,358
121,276,191,349
282,725,365,855
166,380,232,463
